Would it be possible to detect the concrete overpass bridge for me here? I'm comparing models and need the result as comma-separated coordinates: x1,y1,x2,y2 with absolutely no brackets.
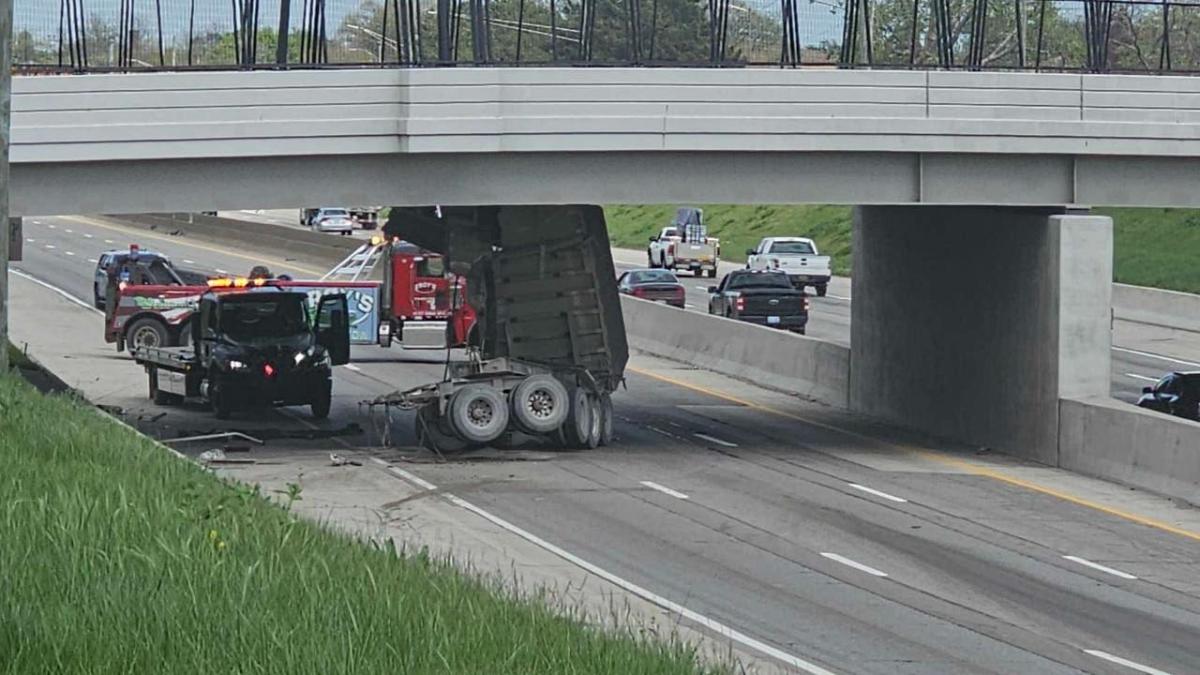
8,65,1200,477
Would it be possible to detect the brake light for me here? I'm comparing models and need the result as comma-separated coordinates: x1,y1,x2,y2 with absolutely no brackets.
667,244,675,257
735,296,745,312
631,287,646,297
118,281,128,291
675,286,685,297
263,364,275,378
804,297,810,310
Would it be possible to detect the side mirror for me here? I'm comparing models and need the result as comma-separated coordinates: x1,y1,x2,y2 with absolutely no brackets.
1142,386,1153,394
707,286,718,293
746,248,756,256
649,236,657,243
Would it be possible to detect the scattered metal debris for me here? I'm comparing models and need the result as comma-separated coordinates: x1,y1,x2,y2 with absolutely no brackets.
329,453,362,467
198,448,256,464
162,431,265,446
172,423,362,442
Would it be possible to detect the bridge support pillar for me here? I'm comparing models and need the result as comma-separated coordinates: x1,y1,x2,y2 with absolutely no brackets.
850,206,1112,464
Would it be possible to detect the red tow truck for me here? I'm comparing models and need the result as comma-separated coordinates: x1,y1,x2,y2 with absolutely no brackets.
104,238,476,353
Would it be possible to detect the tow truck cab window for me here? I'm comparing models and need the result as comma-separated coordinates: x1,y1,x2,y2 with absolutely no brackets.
416,256,445,278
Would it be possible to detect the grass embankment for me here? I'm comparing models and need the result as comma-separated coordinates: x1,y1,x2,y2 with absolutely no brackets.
605,204,1200,294
0,373,717,674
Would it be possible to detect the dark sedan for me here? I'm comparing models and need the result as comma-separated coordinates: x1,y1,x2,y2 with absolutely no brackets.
1137,371,1200,421
617,269,686,308
708,269,808,334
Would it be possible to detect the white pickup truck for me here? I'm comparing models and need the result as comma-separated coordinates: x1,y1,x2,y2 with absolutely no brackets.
647,227,720,278
745,237,832,297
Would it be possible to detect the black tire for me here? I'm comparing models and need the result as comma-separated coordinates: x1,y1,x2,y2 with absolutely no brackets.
598,393,614,446
647,253,656,268
584,396,603,449
447,385,509,445
816,284,828,298
794,327,807,336
562,388,594,449
310,381,332,419
126,318,169,351
707,268,717,278
415,405,469,452
210,376,233,420
510,375,569,434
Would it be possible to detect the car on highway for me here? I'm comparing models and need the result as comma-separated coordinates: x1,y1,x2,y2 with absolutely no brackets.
93,245,183,309
617,268,686,308
306,208,355,236
1136,371,1200,421
746,236,833,297
707,269,809,334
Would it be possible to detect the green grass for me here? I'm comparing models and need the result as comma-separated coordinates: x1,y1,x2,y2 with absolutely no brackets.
605,204,1200,293
0,373,720,675
605,204,854,275
1100,207,1200,295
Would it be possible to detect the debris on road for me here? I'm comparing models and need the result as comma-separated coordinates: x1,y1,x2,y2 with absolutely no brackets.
173,423,362,442
163,431,265,446
198,448,255,465
329,453,362,467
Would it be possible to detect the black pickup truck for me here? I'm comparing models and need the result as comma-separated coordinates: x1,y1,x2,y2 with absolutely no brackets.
132,287,351,419
707,269,809,334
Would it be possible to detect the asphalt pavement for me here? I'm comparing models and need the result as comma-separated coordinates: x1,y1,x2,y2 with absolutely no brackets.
9,214,1200,675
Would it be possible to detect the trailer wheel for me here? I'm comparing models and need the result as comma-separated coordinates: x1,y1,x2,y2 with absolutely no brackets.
584,396,603,449
127,318,169,350
562,388,595,449
310,382,332,419
510,375,569,434
447,385,509,445
598,394,614,446
414,405,468,452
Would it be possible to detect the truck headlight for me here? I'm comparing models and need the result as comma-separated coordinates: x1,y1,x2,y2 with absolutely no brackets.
294,352,306,365
228,360,247,371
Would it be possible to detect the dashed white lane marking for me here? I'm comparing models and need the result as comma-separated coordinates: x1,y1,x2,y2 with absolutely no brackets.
44,244,55,249
848,483,908,503
694,285,709,291
214,268,228,274
641,480,690,500
1083,649,1171,675
87,258,98,263
820,552,889,578
1112,347,1200,368
25,238,33,243
694,432,738,448
65,251,75,256
370,457,837,675
183,259,196,265
48,224,56,229
64,229,73,233
104,239,114,244
343,364,362,372
31,220,41,225
646,425,686,441
1124,373,1159,382
83,233,93,239
1063,556,1139,580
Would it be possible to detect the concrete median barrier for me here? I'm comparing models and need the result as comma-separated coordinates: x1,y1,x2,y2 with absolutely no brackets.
1059,397,1200,505
101,212,360,269
1113,283,1200,333
620,296,850,407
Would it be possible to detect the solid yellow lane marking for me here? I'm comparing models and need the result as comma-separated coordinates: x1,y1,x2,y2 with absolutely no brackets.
628,365,1200,543
63,215,325,276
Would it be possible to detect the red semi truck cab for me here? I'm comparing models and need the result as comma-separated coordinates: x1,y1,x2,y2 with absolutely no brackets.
378,239,476,347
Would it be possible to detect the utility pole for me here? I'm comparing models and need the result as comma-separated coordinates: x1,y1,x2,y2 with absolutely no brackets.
0,0,11,372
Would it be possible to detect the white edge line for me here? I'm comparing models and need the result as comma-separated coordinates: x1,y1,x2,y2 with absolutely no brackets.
1083,649,1172,675
848,483,908,503
343,364,362,372
1063,556,1139,580
11,270,103,316
1124,373,1159,382
640,480,690,500
370,457,837,675
694,432,739,448
820,552,889,578
1112,347,1200,368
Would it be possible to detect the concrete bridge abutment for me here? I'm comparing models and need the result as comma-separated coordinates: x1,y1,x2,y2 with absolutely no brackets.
850,206,1113,464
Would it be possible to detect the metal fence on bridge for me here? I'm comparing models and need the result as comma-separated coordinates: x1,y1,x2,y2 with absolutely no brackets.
20,0,1200,73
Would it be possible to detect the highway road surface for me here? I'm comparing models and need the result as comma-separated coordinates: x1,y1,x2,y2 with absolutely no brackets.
9,214,1200,675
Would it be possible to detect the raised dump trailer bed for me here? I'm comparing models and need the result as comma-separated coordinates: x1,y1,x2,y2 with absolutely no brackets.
372,205,627,450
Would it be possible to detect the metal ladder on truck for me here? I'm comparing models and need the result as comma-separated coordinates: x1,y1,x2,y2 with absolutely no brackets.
322,239,385,282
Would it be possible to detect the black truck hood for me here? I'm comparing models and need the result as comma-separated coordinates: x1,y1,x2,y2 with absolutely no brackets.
222,333,314,359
